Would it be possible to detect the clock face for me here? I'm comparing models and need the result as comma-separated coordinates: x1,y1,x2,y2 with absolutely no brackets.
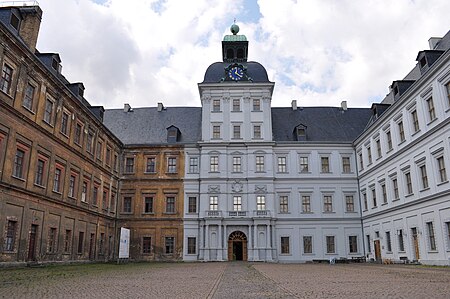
228,66,244,81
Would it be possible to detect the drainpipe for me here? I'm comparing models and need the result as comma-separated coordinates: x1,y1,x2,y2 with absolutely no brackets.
354,149,366,259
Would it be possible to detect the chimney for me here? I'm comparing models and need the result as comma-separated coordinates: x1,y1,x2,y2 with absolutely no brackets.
428,37,442,50
291,100,297,111
18,6,43,53
341,100,348,111
157,102,164,112
124,103,132,112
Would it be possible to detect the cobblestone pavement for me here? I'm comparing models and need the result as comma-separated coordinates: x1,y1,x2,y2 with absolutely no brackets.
1,262,449,299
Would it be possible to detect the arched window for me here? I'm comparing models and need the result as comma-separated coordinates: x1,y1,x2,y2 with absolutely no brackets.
226,49,234,59
237,49,244,59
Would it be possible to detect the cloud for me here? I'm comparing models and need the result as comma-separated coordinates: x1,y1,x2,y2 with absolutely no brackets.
36,0,450,110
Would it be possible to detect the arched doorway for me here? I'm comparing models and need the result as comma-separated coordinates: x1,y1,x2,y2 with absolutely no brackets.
228,231,247,261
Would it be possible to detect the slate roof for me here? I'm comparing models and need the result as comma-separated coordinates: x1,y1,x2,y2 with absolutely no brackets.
271,107,372,142
202,61,271,83
103,107,202,145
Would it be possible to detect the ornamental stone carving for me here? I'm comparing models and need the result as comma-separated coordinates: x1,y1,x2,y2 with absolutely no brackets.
255,185,267,194
231,180,243,193
208,185,220,193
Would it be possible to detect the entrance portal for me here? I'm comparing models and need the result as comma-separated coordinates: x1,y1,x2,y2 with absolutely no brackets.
228,231,247,261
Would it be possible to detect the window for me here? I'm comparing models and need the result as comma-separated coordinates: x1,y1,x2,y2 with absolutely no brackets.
96,141,102,160
81,181,88,202
189,157,198,173
110,192,116,211
123,196,132,213
209,196,218,211
279,196,288,213
446,222,450,250
165,196,176,213
44,99,54,124
106,148,111,166
165,237,174,254
398,229,405,252
232,156,241,172
437,156,447,183
233,125,241,139
358,152,363,170
102,190,108,209
303,236,312,254
323,195,332,212
212,99,220,112
167,157,177,173
210,156,219,172
10,13,20,30
255,156,264,172
426,222,437,251
426,97,436,121
68,174,76,198
405,172,413,195
376,139,382,158
253,125,261,139
398,121,405,143
300,157,309,172
212,125,221,139
386,131,393,151
74,123,82,145
420,165,429,189
187,237,196,254
13,148,25,178
0,63,13,94
23,83,35,111
342,157,350,173
392,178,399,199
142,237,152,254
363,192,368,210
321,157,330,172
35,159,45,186
232,99,240,111
326,236,335,253
125,157,134,173
53,167,62,193
349,236,358,253
233,196,242,211
92,186,99,206
64,230,72,253
386,231,392,252
146,157,156,173
77,232,84,254
367,147,372,164
114,154,118,172
411,110,419,133
99,233,105,254
381,183,387,204
48,228,57,253
144,196,154,213
86,131,94,153
61,112,69,135
281,237,290,254
371,189,377,207
345,195,354,212
278,157,287,173
253,99,261,111
302,195,311,213
256,196,265,210
188,196,197,213
4,220,17,251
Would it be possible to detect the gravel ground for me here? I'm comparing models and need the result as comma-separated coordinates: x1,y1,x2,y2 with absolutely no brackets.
0,262,449,299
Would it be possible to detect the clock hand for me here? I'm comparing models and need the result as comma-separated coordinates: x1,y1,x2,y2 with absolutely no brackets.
235,70,243,78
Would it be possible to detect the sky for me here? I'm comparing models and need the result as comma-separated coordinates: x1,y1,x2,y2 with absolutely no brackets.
35,0,450,109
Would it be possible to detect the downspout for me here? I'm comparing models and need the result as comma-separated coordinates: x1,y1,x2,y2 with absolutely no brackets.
354,149,366,259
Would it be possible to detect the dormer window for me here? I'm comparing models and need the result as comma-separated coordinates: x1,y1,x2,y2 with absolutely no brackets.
420,57,427,68
295,124,307,141
393,86,399,95
10,13,20,30
52,58,59,71
226,49,234,60
167,125,180,143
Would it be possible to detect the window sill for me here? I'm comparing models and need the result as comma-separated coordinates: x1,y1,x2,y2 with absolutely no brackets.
120,212,133,215
320,171,331,174
386,148,393,154
211,110,222,113
142,212,155,215
60,132,69,139
392,198,400,202
123,172,135,175
22,105,35,114
231,110,242,113
427,250,439,253
52,190,62,195
419,187,430,192
301,211,313,214
427,118,438,126
405,193,414,198
299,171,311,174
371,206,378,209
144,172,157,174
323,211,335,214
209,171,220,173
166,172,178,175
81,201,88,205
252,138,264,140
345,211,358,214
437,180,449,186
11,175,25,182
279,212,290,214
163,212,176,215
33,183,46,189
381,202,388,206
411,130,421,137
251,110,262,112
186,212,198,215
42,120,54,128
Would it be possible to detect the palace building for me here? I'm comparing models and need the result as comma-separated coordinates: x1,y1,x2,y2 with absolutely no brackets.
1,3,449,266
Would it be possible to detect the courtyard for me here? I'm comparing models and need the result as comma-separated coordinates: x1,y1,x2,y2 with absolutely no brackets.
0,262,449,298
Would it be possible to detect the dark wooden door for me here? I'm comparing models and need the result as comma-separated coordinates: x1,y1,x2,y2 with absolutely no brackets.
89,233,95,260
374,240,381,262
27,225,38,261
411,228,420,260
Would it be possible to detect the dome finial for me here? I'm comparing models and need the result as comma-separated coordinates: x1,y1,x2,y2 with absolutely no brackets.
230,19,239,35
